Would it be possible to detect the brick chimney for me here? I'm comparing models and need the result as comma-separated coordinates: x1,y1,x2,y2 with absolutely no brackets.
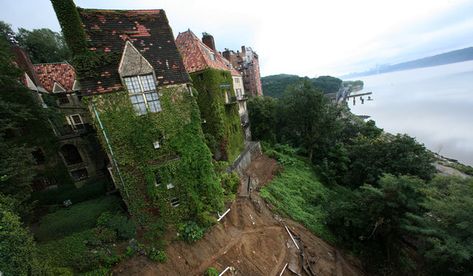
202,32,216,52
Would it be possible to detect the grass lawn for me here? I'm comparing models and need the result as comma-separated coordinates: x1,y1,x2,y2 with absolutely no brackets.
260,147,335,243
35,196,123,241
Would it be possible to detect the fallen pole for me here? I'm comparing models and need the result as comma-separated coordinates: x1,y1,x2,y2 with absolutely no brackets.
279,263,288,276
217,208,231,222
285,225,300,250
219,266,231,276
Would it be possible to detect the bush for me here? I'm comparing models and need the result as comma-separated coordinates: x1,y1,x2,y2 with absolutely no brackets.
178,221,205,243
35,196,122,241
221,172,239,196
205,267,219,276
148,247,167,263
97,211,136,240
38,230,100,272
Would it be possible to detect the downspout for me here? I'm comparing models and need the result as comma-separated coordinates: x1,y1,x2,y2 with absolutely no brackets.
92,103,129,198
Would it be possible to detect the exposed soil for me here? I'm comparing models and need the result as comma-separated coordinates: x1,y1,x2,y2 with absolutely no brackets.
113,154,363,276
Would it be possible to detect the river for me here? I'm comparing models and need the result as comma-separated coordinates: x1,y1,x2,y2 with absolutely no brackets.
347,60,473,166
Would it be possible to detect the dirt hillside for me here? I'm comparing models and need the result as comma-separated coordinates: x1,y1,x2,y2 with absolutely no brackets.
113,154,363,276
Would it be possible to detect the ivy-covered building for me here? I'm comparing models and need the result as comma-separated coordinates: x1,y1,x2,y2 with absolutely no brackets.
175,30,248,160
32,62,108,185
51,0,224,227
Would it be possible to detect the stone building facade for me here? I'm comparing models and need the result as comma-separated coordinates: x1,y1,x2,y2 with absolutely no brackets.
176,31,251,143
223,46,263,97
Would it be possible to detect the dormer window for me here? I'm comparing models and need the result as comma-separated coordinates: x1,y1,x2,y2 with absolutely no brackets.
123,74,162,115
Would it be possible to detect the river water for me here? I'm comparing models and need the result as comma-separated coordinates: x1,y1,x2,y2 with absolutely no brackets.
347,60,473,166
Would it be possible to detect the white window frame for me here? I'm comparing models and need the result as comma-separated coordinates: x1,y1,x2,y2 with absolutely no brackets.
67,114,84,130
123,74,162,115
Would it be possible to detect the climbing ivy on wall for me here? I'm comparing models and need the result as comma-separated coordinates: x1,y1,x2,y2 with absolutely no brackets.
50,0,88,56
87,86,225,227
190,69,245,162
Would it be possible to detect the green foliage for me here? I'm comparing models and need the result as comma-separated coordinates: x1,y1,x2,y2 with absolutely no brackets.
260,146,334,242
50,0,88,55
72,51,120,80
178,221,205,243
325,174,426,274
35,196,122,241
0,199,36,276
38,229,114,273
147,247,167,263
16,28,71,63
205,267,219,276
343,134,435,187
221,172,239,198
411,176,473,275
278,80,342,162
261,74,343,98
97,211,136,240
190,69,245,162
89,86,224,228
447,161,473,176
247,96,277,142
0,36,71,213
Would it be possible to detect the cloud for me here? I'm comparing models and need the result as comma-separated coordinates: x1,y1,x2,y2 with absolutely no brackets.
1,0,472,77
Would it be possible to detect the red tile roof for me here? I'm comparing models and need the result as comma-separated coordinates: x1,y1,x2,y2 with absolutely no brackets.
34,63,76,93
175,30,241,76
77,8,190,94
11,46,41,88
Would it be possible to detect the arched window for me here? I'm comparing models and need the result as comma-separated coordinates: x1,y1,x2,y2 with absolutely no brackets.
60,144,83,165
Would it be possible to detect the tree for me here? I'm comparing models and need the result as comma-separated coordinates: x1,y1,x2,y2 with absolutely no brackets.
410,176,473,275
0,195,37,275
0,21,15,44
278,80,342,162
325,174,426,274
343,134,435,187
247,96,277,142
16,28,70,63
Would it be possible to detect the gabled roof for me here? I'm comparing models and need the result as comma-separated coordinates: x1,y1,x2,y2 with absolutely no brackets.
175,30,241,77
77,8,191,94
34,63,76,93
11,46,41,89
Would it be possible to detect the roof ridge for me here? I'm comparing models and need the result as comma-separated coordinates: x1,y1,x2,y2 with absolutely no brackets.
33,61,71,66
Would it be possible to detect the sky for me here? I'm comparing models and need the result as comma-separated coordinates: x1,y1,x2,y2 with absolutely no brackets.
1,0,473,77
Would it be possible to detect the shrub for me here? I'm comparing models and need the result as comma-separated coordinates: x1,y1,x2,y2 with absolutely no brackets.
221,172,239,196
205,267,219,276
97,211,136,240
35,196,122,241
38,230,100,272
147,247,167,263
178,221,205,243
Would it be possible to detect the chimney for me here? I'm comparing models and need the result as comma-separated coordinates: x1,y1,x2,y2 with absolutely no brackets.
241,46,246,55
202,32,216,52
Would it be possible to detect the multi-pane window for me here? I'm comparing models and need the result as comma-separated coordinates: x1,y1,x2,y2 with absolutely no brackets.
123,74,161,115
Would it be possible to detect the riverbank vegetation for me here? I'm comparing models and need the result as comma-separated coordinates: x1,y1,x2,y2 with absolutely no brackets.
250,80,473,275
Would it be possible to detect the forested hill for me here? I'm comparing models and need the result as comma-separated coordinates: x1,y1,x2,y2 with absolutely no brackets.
261,74,342,98
343,46,473,78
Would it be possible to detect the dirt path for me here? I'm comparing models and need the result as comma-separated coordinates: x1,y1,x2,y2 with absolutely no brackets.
113,154,363,276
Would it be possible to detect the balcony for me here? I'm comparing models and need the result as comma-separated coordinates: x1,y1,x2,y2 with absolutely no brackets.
56,124,93,139
236,94,248,101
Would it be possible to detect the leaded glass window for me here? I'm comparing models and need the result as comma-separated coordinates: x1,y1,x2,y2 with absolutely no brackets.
123,74,161,115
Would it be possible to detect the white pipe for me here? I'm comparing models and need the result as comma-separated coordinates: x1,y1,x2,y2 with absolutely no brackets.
219,266,231,276
217,208,231,222
285,225,300,250
279,263,288,276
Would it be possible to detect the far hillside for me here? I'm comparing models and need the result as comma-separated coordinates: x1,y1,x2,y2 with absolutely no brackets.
343,46,473,78
262,74,342,98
